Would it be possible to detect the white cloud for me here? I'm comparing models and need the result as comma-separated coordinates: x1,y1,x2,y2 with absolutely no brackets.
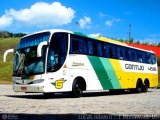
105,20,113,27
78,16,91,29
124,11,133,15
0,2,75,29
88,33,101,38
105,18,121,27
0,15,13,29
99,12,107,17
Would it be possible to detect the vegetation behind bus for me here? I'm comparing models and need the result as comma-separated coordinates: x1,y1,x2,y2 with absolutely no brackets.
0,37,160,87
0,37,20,84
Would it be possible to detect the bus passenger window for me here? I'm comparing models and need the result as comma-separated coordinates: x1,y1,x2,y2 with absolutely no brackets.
117,47,125,60
150,53,156,64
70,38,79,54
128,50,137,62
137,52,143,63
93,42,103,56
88,41,93,55
109,47,116,58
104,45,108,58
79,39,87,54
97,43,103,57
146,53,152,64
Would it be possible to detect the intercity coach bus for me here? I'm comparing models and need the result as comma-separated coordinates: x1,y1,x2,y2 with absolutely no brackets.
3,29,158,97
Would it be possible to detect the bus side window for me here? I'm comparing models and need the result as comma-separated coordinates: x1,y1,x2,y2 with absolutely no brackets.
79,38,87,54
104,44,109,58
97,43,103,57
88,40,93,55
146,53,152,64
128,49,137,62
108,46,116,59
93,42,103,57
150,53,156,64
137,51,143,63
70,37,79,54
125,48,130,60
117,47,125,60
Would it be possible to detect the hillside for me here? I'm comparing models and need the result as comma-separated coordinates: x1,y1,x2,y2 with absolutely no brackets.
0,37,160,86
0,37,20,84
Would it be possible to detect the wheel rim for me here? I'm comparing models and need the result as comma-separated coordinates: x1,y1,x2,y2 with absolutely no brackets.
75,83,82,95
144,82,149,92
136,81,142,92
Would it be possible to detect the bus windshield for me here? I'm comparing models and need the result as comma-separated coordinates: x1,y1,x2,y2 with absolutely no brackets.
13,32,50,77
47,33,68,72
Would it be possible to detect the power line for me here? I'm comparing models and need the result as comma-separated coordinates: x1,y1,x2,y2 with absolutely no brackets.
129,24,132,40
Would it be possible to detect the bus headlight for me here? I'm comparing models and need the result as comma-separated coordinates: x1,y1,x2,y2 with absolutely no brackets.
32,79,44,84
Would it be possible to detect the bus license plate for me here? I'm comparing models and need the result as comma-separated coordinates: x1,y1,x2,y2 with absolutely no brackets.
21,87,27,91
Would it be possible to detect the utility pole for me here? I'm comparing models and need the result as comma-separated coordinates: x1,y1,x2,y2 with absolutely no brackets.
129,24,131,41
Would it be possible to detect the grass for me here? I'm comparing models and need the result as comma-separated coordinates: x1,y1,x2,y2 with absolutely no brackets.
0,37,160,87
0,37,20,84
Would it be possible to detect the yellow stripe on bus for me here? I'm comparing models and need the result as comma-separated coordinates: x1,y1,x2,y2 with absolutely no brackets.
97,36,127,46
109,59,158,89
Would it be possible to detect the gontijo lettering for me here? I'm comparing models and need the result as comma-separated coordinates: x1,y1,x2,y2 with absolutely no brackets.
125,64,144,71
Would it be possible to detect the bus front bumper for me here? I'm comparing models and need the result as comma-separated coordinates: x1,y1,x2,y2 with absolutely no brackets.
13,84,46,93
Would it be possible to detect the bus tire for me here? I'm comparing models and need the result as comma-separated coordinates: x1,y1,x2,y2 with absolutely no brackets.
142,79,149,92
72,79,83,98
135,79,143,93
43,93,54,97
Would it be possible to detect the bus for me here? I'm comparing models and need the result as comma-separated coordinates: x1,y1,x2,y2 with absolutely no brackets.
3,29,158,97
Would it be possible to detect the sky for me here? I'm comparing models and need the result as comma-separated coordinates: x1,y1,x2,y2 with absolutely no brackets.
0,0,160,44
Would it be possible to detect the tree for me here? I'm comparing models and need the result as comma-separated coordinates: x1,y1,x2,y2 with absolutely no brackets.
128,38,134,43
136,40,140,44
0,31,10,38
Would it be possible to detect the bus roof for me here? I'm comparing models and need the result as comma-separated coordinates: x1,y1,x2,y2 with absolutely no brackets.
21,29,73,39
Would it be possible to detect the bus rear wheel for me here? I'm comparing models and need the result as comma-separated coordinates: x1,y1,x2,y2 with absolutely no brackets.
72,79,83,98
135,80,143,93
142,80,149,92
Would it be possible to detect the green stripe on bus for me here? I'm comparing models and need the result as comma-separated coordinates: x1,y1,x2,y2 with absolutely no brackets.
100,58,121,89
87,56,113,89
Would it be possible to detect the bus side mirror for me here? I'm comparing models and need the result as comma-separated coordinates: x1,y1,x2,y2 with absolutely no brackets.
37,41,48,57
3,49,14,62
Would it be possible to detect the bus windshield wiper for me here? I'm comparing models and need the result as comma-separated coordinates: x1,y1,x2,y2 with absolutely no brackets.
16,54,25,76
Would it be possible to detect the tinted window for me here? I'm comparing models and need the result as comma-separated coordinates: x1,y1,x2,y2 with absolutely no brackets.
137,51,146,63
79,38,87,54
104,43,117,58
47,33,68,72
70,37,79,54
117,47,126,60
150,53,156,64
128,49,137,61
93,42,103,56
108,46,116,58
70,35,87,54
87,40,93,55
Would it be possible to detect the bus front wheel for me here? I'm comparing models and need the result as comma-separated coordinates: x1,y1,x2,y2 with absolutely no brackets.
72,79,83,98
